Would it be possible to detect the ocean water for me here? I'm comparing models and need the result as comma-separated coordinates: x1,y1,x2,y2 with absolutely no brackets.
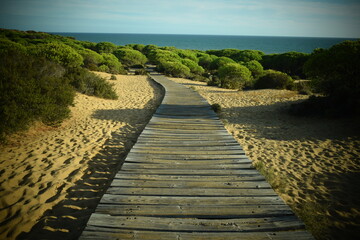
53,32,357,54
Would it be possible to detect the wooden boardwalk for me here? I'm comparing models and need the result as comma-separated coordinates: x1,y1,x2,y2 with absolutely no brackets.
80,72,314,239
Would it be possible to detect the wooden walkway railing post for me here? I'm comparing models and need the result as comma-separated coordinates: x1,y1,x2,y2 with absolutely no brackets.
80,70,314,239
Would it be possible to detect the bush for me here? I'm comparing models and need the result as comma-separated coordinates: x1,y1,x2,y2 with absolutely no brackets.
126,44,146,52
101,53,126,74
261,52,310,78
95,42,117,53
218,63,252,89
160,61,191,78
113,48,147,67
198,54,216,70
148,49,181,65
110,74,117,80
181,59,205,75
304,40,360,108
0,48,75,140
206,49,264,62
135,69,148,75
234,50,264,62
175,49,199,63
79,49,103,70
30,42,84,68
210,57,236,70
254,70,294,90
211,103,222,113
67,68,118,99
243,60,264,79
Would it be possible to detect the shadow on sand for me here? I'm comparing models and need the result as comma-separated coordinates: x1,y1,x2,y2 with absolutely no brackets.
19,80,164,240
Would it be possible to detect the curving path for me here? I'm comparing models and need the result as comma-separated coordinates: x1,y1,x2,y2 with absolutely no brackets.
80,70,314,239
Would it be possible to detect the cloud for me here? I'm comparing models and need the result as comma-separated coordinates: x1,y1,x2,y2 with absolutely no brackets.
1,0,359,37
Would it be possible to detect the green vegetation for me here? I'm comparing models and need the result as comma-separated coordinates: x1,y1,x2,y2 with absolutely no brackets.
218,63,252,89
261,52,310,78
0,29,121,141
1,28,358,140
254,70,294,90
211,103,222,113
113,48,147,67
0,47,74,140
291,40,360,116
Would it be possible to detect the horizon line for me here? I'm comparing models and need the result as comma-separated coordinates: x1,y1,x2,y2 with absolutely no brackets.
48,31,359,40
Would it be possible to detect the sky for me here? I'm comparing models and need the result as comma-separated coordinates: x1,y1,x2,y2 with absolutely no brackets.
0,0,359,38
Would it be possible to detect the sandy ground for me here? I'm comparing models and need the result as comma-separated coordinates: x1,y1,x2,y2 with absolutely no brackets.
0,73,163,240
170,77,360,240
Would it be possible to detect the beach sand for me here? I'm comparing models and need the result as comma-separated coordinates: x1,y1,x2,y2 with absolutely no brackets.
1,73,359,239
0,73,163,239
170,77,360,239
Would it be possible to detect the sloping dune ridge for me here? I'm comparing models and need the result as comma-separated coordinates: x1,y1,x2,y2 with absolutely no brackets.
170,77,360,239
0,73,163,239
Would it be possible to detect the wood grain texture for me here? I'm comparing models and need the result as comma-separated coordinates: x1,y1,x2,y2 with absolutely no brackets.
80,70,314,239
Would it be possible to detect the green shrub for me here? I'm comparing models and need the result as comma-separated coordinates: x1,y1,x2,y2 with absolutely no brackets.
135,69,148,75
207,49,264,62
175,49,199,62
66,68,118,99
207,75,221,87
98,64,110,73
0,48,75,140
110,74,117,80
261,52,310,78
243,60,264,79
198,54,216,70
148,49,181,65
304,40,360,107
210,57,236,70
101,53,126,74
79,49,104,70
113,48,147,67
95,42,117,53
218,63,252,89
160,61,191,78
30,42,84,68
234,50,264,62
143,44,159,55
254,70,294,90
181,59,205,75
126,44,146,52
211,103,222,113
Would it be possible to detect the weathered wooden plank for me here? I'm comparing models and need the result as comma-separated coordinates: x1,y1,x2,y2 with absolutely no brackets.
106,186,277,196
80,229,314,240
99,195,285,206
85,214,305,232
127,153,248,159
119,169,259,175
129,149,245,155
132,145,243,150
121,162,254,170
95,204,293,217
109,179,270,189
124,158,252,165
114,173,266,181
125,155,252,166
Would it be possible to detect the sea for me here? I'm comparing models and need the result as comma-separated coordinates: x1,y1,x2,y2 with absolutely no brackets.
53,33,357,54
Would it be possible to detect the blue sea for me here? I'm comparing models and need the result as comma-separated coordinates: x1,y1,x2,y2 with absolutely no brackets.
53,33,357,54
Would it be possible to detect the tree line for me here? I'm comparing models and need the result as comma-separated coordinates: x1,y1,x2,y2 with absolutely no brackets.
1,29,359,141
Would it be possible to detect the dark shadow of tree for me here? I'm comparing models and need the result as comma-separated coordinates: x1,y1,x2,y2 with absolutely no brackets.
19,79,164,240
221,101,360,141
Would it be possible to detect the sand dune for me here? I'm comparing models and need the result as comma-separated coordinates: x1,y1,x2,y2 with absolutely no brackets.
0,73,163,239
170,77,360,239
